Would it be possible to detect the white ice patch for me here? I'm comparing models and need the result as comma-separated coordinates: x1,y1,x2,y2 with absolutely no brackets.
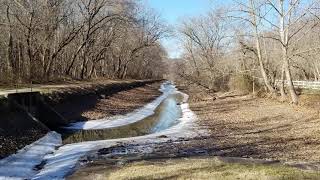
64,82,177,130
0,132,61,180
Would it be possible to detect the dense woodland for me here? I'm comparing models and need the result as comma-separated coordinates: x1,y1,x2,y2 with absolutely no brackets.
176,0,320,104
2,0,320,105
0,0,168,83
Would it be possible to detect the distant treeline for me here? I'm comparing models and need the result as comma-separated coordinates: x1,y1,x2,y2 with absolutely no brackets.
0,0,168,83
176,0,320,104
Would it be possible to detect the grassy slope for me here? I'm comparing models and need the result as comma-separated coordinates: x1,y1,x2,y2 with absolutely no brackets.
69,157,320,180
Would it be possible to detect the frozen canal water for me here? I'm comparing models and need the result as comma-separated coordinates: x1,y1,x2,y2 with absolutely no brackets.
62,93,183,144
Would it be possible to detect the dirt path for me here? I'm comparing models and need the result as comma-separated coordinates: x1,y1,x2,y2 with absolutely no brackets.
0,79,157,97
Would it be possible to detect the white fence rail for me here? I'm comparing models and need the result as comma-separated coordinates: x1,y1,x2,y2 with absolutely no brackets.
274,80,320,90
255,77,320,90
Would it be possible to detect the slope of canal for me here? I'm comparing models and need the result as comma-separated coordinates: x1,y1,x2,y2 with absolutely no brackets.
61,92,184,144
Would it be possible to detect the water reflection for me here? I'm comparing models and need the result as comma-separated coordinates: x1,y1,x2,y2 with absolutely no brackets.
61,93,183,144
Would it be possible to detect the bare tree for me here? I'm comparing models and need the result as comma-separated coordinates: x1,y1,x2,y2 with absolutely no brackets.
261,0,320,104
0,0,168,83
231,0,277,95
179,10,230,90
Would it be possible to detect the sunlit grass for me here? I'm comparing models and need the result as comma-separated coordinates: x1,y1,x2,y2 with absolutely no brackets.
99,158,320,180
301,88,320,95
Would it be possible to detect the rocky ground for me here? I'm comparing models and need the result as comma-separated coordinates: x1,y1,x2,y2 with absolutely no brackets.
0,129,48,159
0,99,49,159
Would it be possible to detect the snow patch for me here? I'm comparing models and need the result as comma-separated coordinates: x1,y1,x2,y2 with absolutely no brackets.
0,132,61,180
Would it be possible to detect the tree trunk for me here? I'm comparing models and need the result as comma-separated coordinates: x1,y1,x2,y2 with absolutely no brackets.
314,64,320,81
66,44,84,76
89,62,96,78
249,0,276,96
121,65,128,79
254,35,276,96
19,42,25,81
80,57,88,79
116,57,123,78
280,64,286,101
282,55,298,104
279,0,298,104
6,6,13,77
7,33,14,75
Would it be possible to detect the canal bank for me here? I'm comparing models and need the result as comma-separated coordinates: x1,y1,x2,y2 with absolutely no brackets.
33,84,199,179
0,80,162,159
0,81,201,179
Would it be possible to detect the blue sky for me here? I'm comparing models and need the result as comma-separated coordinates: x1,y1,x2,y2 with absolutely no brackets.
145,0,215,58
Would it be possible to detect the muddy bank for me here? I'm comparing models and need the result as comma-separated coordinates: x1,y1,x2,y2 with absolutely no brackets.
45,80,162,123
81,82,163,120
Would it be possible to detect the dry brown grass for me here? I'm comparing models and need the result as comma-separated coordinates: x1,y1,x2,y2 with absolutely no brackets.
183,86,320,162
299,89,320,109
69,157,320,180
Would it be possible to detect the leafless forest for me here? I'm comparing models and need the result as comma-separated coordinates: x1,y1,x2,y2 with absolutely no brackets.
0,0,168,83
2,1,320,178
176,0,320,104
1,0,320,105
